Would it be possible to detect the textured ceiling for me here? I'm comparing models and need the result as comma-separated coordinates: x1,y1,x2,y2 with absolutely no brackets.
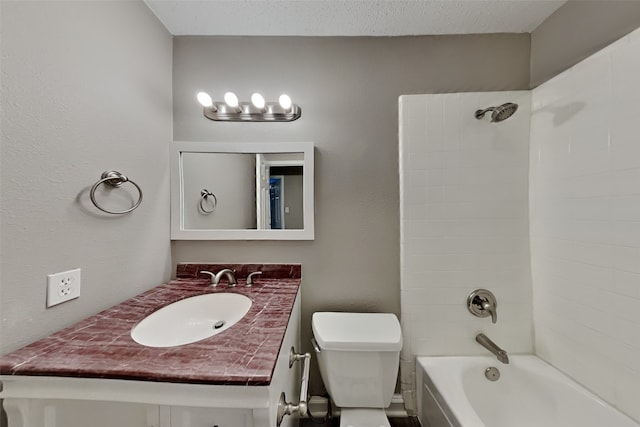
144,0,567,36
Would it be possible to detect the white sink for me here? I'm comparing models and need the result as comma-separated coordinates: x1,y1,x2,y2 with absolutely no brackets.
131,292,252,348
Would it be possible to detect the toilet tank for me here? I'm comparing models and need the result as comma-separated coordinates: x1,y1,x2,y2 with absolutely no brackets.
312,312,402,408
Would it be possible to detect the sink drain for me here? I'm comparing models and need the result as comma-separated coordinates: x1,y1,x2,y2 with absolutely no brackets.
213,320,225,329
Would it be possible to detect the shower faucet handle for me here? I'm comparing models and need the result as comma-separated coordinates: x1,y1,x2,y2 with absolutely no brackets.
481,299,497,324
467,289,498,324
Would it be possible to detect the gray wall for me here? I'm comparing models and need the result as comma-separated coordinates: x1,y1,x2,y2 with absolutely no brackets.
0,1,173,354
531,0,640,87
171,34,530,392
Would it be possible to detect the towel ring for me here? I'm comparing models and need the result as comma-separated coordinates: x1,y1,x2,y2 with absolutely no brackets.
199,189,217,214
90,170,143,214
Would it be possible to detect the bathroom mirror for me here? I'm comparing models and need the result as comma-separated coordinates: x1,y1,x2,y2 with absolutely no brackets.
170,141,314,240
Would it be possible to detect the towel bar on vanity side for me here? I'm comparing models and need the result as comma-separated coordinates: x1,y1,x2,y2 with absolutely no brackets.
277,347,311,426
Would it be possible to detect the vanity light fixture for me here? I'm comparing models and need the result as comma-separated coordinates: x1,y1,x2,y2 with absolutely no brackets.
223,91,241,112
196,92,214,109
196,91,301,122
251,92,266,111
279,94,292,111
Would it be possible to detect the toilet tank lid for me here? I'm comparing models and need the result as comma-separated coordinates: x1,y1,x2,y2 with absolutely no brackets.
312,312,402,351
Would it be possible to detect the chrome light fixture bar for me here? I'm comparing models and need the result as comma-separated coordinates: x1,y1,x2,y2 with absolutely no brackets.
197,91,301,122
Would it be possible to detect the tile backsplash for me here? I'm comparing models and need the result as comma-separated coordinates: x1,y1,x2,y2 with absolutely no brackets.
176,263,302,280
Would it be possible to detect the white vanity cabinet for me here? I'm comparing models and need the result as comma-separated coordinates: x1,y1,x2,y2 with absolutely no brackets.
1,290,302,427
2,400,158,427
3,399,269,427
169,406,254,427
3,394,277,427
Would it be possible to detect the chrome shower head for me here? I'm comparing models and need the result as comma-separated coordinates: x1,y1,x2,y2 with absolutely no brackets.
475,103,518,123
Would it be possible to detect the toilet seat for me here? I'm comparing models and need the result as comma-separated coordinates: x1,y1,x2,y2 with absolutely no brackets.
339,408,390,427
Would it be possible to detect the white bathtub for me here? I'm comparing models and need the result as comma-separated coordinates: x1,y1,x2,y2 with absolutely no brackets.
416,355,639,427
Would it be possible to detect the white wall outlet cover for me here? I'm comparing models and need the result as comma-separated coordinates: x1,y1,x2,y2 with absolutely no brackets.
47,268,81,307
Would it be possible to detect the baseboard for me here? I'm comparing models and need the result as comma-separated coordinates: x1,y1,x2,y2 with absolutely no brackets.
305,394,408,418
387,394,409,417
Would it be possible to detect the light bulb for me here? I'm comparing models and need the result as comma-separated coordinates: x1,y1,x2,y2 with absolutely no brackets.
224,92,239,108
251,93,266,110
196,92,213,107
279,94,292,110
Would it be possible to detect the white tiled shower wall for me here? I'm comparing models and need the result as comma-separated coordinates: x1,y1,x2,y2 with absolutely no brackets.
400,28,640,422
530,28,640,422
399,91,533,410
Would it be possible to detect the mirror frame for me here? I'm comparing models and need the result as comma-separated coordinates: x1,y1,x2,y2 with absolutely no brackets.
170,141,314,240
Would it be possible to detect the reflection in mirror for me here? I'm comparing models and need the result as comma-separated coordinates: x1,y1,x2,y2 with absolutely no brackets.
256,153,304,231
269,166,303,229
183,152,256,230
171,142,314,240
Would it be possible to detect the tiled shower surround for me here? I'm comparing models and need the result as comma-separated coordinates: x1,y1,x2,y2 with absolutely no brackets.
530,28,640,421
399,90,533,411
400,27,640,422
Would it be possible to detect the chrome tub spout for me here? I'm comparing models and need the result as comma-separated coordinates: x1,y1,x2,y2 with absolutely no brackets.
476,333,509,364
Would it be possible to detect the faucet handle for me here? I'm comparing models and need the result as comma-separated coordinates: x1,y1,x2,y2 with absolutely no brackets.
467,289,498,324
199,271,217,286
481,300,498,323
246,271,262,287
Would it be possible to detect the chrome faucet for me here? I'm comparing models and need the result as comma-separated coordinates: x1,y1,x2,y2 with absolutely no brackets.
199,269,237,287
246,271,262,287
476,333,509,364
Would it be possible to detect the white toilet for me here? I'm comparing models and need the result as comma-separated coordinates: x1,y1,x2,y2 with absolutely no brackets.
312,312,403,427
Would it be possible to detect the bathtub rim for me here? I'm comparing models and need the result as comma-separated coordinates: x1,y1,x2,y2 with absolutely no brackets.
416,354,640,427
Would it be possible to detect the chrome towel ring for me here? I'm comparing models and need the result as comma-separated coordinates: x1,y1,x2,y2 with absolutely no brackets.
90,170,143,215
199,189,217,214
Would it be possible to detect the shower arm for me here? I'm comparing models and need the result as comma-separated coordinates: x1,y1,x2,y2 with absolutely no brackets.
474,107,495,119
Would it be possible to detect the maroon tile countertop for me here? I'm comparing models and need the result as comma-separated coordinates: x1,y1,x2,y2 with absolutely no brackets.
0,264,301,386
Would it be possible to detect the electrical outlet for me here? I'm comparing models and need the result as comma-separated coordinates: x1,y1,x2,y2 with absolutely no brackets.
47,268,81,307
